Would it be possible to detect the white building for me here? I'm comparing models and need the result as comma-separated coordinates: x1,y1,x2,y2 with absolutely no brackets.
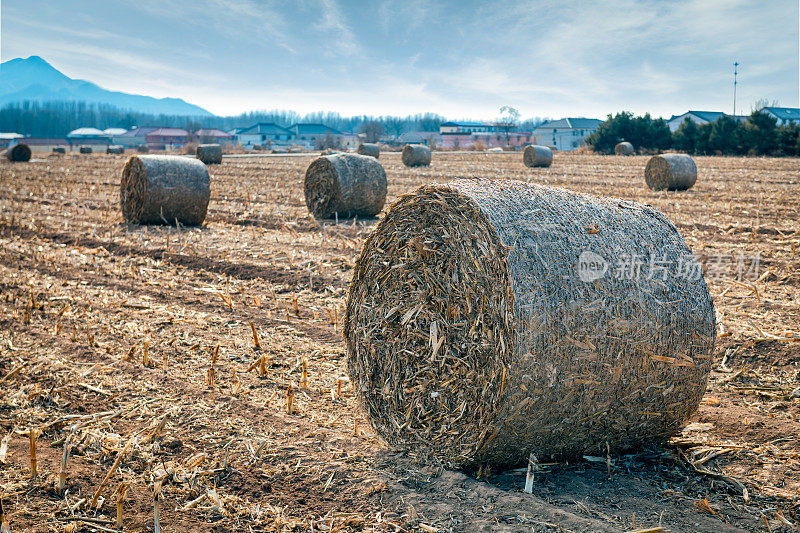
235,123,294,149
439,121,493,134
760,107,800,125
533,118,602,151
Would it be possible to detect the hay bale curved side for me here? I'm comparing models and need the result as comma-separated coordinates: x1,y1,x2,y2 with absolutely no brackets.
196,144,223,165
120,155,211,226
107,145,124,155
401,144,431,167
523,145,553,167
645,154,697,191
6,143,32,162
615,141,634,155
357,143,380,158
345,178,715,467
304,153,387,218
79,146,93,154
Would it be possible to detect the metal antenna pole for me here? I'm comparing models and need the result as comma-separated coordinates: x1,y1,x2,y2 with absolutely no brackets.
733,61,739,116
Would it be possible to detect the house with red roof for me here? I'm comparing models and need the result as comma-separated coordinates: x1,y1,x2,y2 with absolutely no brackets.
145,128,189,149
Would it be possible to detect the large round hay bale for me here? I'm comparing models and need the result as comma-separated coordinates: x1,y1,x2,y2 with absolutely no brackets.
6,143,32,162
304,153,387,219
52,147,66,154
357,143,380,159
645,154,697,191
120,155,210,226
136,145,150,153
196,144,223,165
402,144,431,167
615,141,634,155
79,146,93,154
523,145,553,167
107,145,124,155
345,178,715,467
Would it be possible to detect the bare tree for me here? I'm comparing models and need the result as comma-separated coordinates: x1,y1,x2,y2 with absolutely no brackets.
497,106,520,146
360,121,385,143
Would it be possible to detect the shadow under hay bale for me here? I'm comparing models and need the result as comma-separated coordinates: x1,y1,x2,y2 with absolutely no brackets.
645,154,697,191
196,144,223,165
107,145,124,155
136,145,150,153
357,143,380,158
523,145,553,167
615,141,634,155
120,155,210,226
345,178,715,467
304,153,387,219
79,146,93,154
6,143,31,162
402,144,431,167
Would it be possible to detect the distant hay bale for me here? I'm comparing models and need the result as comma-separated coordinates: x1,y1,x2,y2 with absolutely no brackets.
136,145,150,153
320,149,339,156
52,147,66,154
79,146,93,154
357,143,380,159
523,145,553,167
120,155,210,226
401,144,431,167
253,145,263,151
615,141,634,155
345,178,715,467
645,154,697,191
304,153,387,219
107,145,124,155
6,143,32,162
196,144,223,165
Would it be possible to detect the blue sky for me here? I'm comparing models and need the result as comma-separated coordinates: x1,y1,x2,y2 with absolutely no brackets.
2,0,798,119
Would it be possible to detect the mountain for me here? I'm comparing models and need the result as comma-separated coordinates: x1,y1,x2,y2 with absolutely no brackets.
0,56,212,116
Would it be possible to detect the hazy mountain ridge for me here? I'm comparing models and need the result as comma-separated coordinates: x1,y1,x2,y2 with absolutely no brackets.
0,56,212,116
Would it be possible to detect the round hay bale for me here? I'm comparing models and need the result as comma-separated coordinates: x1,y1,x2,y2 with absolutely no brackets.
523,145,553,168
645,154,697,191
52,147,66,154
304,153,387,219
120,155,210,226
357,143,380,159
79,146,93,154
402,144,431,167
253,145,263,151
345,178,715,467
6,143,32,162
107,145,124,155
196,144,223,165
136,145,150,153
615,141,634,155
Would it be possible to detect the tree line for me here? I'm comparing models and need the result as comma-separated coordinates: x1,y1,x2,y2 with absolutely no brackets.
587,110,800,156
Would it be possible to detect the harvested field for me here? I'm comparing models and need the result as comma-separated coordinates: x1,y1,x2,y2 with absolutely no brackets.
0,152,799,532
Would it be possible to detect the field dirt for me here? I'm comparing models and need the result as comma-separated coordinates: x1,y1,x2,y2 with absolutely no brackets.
0,151,799,532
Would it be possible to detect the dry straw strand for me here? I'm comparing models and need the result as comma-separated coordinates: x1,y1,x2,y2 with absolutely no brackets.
345,178,715,467
523,145,553,168
120,155,211,226
645,154,697,191
304,153,387,219
401,144,431,167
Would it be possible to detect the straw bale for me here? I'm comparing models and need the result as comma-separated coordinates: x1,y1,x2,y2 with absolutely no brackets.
137,145,150,153
52,147,66,154
357,143,380,159
79,146,93,154
402,144,431,167
6,143,31,162
645,154,697,191
107,145,125,155
120,155,210,226
304,153,387,218
196,144,223,165
345,178,715,467
615,141,634,155
523,145,553,167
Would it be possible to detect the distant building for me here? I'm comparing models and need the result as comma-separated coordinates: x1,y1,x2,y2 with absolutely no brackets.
339,132,362,150
103,128,128,136
235,123,294,149
0,133,24,149
288,124,342,149
22,138,70,151
533,118,602,151
759,107,800,125
439,121,494,134
145,128,189,149
115,127,157,148
440,131,532,150
194,128,234,145
398,131,443,147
